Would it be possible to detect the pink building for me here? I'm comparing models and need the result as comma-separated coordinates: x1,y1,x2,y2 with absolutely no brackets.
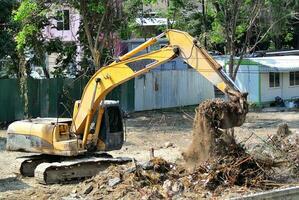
36,5,82,78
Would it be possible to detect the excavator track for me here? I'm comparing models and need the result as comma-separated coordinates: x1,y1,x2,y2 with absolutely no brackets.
16,155,59,177
35,156,131,184
17,154,131,184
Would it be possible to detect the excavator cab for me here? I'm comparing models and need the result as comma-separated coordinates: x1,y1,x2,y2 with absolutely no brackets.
94,100,124,151
72,99,125,152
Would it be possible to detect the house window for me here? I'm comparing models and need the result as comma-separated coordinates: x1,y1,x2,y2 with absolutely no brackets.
57,10,70,31
290,71,299,86
269,72,280,88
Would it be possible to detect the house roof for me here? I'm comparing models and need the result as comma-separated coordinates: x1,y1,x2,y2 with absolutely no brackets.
123,38,168,43
213,55,231,66
248,56,299,72
214,55,299,72
135,18,168,26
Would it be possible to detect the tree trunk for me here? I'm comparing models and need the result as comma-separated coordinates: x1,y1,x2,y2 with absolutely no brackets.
202,0,207,48
228,55,234,79
41,60,50,78
93,49,101,69
18,52,29,118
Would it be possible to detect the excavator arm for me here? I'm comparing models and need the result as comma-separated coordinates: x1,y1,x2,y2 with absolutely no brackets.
71,29,245,148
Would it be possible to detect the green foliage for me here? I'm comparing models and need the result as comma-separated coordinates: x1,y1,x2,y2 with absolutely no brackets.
13,0,38,22
210,20,225,44
2,0,299,80
263,0,298,49
13,0,48,51
0,0,19,78
15,24,38,50
0,0,16,23
123,0,146,38
67,0,125,70
12,0,80,78
87,2,106,14
0,57,18,78
123,0,192,38
188,0,299,52
49,41,78,78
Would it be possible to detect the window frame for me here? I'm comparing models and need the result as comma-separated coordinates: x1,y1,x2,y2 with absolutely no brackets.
269,72,280,88
56,9,70,31
289,71,299,86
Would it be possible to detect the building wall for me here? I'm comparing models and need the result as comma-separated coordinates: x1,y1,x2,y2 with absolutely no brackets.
282,73,299,99
46,53,59,75
260,72,299,102
231,63,299,104
234,65,260,103
134,69,215,111
122,38,215,111
43,6,80,42
260,72,282,102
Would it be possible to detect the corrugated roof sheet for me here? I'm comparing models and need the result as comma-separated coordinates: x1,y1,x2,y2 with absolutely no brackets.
249,56,299,72
214,55,299,72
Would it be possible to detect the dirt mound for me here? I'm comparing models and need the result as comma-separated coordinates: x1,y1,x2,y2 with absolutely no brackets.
182,98,247,166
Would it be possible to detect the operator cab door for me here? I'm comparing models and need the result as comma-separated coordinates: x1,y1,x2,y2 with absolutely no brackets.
98,101,124,151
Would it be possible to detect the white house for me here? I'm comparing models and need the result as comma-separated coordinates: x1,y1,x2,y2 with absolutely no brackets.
230,56,299,106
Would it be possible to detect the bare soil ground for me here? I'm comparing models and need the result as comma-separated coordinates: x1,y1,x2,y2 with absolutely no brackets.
0,109,299,199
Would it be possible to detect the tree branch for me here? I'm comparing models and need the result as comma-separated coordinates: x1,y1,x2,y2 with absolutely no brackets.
94,1,109,50
248,12,297,52
80,0,95,59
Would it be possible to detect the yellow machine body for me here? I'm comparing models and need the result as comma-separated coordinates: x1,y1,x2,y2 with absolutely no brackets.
6,118,81,156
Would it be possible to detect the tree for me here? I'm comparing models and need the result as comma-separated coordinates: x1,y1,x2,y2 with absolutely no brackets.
67,0,124,71
13,0,80,115
13,0,53,78
208,0,266,80
189,0,298,80
266,0,299,49
164,0,194,29
13,0,80,79
0,0,19,78
13,0,51,115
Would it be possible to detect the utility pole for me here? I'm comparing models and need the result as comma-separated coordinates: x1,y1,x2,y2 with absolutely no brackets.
202,0,207,48
167,0,170,29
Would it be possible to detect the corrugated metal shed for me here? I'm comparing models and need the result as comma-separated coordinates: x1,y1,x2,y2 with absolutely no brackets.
134,69,215,111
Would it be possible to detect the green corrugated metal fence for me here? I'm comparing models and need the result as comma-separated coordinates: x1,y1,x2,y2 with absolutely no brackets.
0,78,134,123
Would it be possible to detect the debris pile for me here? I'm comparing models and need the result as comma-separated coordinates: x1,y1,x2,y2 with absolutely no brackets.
251,123,299,175
69,99,299,199
76,157,176,199
74,149,282,199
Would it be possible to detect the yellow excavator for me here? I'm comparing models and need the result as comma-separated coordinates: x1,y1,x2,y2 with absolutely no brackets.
6,29,248,184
